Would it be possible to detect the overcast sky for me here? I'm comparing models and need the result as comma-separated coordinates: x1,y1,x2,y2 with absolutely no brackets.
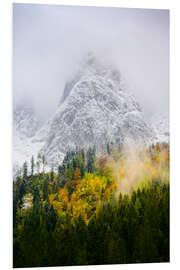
13,3,169,122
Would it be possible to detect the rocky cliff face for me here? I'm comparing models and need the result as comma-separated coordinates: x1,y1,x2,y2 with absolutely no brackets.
13,105,40,138
13,105,43,175
38,54,155,165
13,54,168,171
150,114,169,144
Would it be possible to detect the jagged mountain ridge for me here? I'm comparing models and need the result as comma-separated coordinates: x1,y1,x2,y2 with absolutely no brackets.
150,114,169,144
13,105,40,138
13,54,169,172
38,54,155,165
13,105,44,175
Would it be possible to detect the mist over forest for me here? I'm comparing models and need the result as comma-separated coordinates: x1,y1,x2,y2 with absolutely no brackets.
13,4,169,268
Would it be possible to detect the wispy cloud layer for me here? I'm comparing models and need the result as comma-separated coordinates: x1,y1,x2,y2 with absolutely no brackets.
13,4,169,121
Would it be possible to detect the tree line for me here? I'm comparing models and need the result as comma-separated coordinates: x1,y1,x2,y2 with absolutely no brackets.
13,143,169,267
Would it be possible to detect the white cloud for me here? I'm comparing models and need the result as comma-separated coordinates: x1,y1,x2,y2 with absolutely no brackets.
13,3,169,121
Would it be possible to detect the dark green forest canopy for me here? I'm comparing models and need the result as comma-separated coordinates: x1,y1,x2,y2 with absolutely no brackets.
13,143,169,267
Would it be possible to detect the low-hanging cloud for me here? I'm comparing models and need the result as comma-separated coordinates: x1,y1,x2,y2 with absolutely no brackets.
13,4,169,122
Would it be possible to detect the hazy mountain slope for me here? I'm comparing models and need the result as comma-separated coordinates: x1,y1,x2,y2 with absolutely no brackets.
13,106,44,175
39,54,155,165
150,114,169,143
13,54,169,171
13,105,40,137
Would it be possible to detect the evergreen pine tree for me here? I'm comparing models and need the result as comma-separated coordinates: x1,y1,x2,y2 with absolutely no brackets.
50,167,54,182
33,186,41,214
31,156,35,176
42,155,46,173
43,175,49,201
23,161,28,182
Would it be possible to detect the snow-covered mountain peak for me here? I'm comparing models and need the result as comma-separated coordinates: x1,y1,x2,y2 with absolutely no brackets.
79,52,122,88
13,104,44,176
60,53,122,105
36,56,155,166
150,113,169,143
13,55,169,173
13,105,40,138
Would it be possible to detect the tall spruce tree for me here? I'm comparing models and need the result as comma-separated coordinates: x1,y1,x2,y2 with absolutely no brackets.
31,156,35,176
33,186,41,214
22,161,28,182
43,175,50,201
42,155,46,173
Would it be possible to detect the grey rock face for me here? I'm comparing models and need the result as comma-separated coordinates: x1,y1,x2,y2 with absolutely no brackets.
39,55,155,165
150,114,169,143
13,105,43,176
13,54,168,170
13,105,40,138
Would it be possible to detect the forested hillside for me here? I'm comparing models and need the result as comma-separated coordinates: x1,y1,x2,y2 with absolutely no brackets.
13,142,169,267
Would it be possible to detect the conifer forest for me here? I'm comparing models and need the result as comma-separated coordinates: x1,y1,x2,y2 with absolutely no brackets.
13,143,169,267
